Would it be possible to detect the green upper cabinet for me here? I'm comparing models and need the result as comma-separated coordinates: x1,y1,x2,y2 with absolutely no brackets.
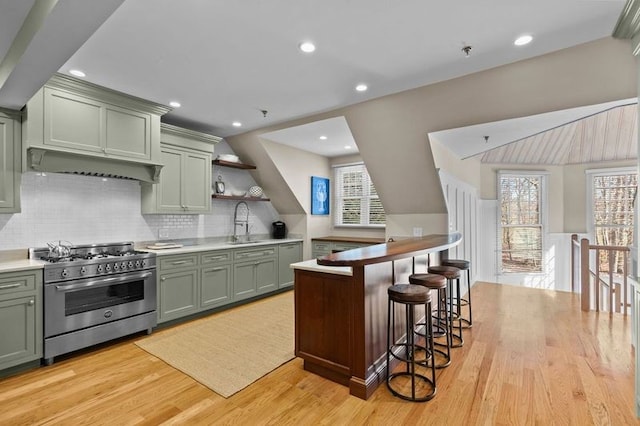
22,73,170,183
0,109,21,213
141,123,220,214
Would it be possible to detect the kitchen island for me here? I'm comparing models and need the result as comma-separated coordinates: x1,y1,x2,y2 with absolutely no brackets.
292,233,462,400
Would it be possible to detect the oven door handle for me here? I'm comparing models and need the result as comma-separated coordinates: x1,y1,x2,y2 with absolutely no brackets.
53,272,153,291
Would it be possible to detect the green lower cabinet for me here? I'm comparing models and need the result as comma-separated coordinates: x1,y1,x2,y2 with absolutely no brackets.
233,258,277,301
233,261,258,301
0,270,42,372
156,242,300,324
0,296,37,369
278,242,302,288
200,264,232,309
256,258,277,294
158,269,199,322
311,241,331,258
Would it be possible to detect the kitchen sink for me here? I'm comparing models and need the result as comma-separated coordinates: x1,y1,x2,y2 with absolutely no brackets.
227,239,268,245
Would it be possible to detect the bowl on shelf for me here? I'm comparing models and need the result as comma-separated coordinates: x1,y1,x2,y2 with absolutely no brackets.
231,190,246,197
248,185,263,197
217,154,239,163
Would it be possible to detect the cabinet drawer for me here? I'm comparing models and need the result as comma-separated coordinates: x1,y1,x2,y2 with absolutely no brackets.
158,254,198,271
200,251,231,265
234,246,276,261
0,272,37,297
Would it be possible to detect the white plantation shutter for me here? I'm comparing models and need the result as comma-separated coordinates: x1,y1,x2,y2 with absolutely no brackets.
334,163,385,226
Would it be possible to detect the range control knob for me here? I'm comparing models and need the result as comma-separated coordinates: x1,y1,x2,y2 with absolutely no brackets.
128,261,134,268
121,262,127,270
135,260,141,268
142,260,147,267
80,267,86,275
113,263,120,271
61,269,69,278
105,264,112,272
97,265,104,273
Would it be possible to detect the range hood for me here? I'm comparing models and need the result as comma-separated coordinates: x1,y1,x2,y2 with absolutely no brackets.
26,147,163,183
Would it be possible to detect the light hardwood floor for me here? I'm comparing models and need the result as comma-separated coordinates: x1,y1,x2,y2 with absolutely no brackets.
0,282,636,425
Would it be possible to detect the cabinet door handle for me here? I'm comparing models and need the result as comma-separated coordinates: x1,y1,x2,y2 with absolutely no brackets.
172,260,188,265
210,267,224,271
207,256,226,261
161,277,166,281
0,282,22,290
28,299,34,306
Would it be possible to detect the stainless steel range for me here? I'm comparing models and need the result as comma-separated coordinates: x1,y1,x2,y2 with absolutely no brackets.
29,241,157,365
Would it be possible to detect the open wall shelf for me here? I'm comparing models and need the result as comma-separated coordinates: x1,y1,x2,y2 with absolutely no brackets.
213,159,256,169
212,194,270,201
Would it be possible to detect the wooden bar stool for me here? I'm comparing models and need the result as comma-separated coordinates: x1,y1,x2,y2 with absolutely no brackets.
386,284,437,402
427,265,464,348
408,273,451,368
441,259,472,328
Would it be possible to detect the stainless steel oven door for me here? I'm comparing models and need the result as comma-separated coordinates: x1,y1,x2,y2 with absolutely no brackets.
44,270,156,338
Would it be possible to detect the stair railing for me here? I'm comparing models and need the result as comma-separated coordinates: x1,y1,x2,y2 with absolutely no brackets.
570,234,630,314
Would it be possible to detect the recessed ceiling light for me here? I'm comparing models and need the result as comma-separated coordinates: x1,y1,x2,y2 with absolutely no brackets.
355,84,368,92
344,145,352,150
514,35,533,46
299,42,316,53
319,135,327,140
69,69,85,77
232,121,242,127
169,101,181,108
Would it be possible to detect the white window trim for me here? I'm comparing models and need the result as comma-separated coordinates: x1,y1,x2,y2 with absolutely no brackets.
332,162,386,228
497,170,549,275
585,166,637,239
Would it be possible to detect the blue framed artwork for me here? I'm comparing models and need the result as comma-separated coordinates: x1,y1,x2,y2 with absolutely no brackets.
311,176,330,215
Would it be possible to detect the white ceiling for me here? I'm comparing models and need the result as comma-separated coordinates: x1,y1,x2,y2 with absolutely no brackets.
0,0,629,157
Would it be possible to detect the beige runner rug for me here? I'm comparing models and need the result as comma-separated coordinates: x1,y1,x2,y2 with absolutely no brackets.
135,291,294,398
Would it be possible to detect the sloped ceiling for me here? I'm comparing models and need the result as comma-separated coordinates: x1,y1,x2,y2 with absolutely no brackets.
479,103,638,164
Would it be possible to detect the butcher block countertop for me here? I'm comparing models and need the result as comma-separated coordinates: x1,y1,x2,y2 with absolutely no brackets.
316,233,462,267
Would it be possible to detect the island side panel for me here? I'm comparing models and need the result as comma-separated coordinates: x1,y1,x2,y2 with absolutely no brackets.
345,262,389,399
294,269,352,385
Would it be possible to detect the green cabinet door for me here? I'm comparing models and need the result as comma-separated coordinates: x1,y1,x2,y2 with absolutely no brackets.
44,87,103,153
43,87,152,161
0,110,20,213
104,104,151,160
312,241,331,258
158,269,199,322
141,124,216,214
182,150,211,212
0,295,37,370
233,262,257,301
278,242,302,288
201,264,232,308
157,147,184,212
256,258,277,294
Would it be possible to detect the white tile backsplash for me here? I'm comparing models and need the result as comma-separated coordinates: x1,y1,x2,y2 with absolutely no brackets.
0,172,279,250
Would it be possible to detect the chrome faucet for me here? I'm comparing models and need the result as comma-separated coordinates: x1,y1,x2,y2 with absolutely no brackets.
233,201,250,242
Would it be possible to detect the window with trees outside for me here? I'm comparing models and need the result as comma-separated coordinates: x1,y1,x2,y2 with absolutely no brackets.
499,172,545,273
333,163,385,227
590,169,637,275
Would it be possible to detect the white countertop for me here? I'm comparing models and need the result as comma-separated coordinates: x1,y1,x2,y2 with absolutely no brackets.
140,238,303,256
290,259,353,276
0,259,46,273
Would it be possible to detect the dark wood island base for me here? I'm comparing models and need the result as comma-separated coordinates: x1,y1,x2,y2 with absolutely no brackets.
292,233,462,400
